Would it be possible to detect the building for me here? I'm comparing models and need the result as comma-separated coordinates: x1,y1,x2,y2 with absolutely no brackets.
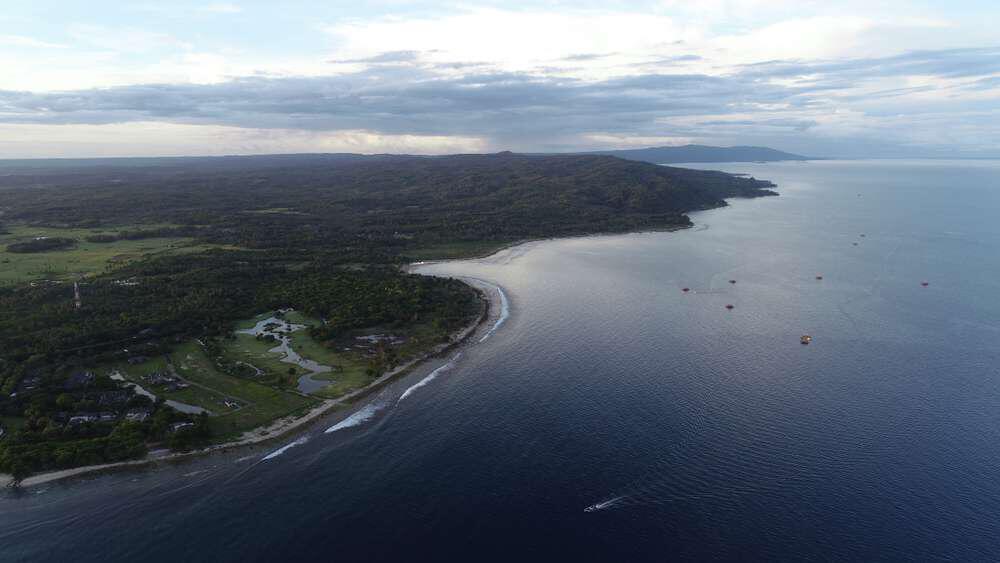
170,422,195,433
64,371,96,390
125,408,152,422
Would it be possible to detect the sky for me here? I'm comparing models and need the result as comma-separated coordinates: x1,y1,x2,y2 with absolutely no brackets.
1,0,998,158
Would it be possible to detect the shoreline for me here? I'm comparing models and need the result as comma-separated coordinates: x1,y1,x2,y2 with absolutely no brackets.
1,278,498,490
407,222,694,270
1,192,770,490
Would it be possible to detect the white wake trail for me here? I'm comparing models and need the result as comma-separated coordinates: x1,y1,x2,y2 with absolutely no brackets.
584,496,627,513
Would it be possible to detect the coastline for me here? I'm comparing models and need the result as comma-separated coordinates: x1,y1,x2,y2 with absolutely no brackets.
1,191,769,490
1,277,498,490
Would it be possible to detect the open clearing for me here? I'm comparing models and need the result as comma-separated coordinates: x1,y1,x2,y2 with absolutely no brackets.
99,341,316,442
0,223,232,284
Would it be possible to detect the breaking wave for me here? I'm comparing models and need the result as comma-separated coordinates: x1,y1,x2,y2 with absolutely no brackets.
398,352,462,403
479,285,509,343
325,403,383,434
262,436,309,461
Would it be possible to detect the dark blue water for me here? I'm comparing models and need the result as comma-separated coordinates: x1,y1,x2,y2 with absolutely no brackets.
3,160,1000,562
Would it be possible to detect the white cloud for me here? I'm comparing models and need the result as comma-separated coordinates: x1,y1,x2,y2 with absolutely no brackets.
0,34,67,49
0,122,488,158
200,3,242,14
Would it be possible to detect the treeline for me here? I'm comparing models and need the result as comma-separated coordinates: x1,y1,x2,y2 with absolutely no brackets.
0,153,776,255
85,226,203,243
0,250,480,390
6,237,77,253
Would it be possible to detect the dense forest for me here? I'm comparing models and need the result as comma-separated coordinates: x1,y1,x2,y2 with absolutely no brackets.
0,152,776,482
0,153,776,251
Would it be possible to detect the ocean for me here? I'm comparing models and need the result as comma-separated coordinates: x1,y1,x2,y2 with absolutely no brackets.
2,159,1000,561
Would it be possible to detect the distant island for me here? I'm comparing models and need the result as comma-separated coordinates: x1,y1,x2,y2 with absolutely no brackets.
577,144,813,164
0,152,777,485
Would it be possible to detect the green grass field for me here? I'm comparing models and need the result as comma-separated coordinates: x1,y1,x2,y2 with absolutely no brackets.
0,223,231,284
0,416,25,437
169,341,316,440
97,342,316,441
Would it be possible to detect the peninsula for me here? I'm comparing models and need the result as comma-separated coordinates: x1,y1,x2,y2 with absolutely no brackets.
0,152,777,485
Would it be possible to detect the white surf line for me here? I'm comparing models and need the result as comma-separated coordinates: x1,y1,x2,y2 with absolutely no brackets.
478,283,509,343
324,403,383,434
398,352,463,403
261,436,309,461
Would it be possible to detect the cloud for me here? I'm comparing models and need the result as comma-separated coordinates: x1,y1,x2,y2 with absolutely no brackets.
0,35,67,49
200,3,242,14
3,43,997,157
329,50,424,65
2,4,998,157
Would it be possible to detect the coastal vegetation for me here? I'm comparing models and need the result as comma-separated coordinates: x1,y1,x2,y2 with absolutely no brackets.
0,152,776,483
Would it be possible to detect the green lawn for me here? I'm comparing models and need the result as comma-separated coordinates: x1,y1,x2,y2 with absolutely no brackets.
222,310,454,401
0,416,25,438
169,341,316,440
103,355,226,413
224,333,293,375
97,343,315,440
0,223,232,284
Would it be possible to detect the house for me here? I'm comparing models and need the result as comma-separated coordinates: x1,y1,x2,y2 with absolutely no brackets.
170,422,195,433
64,371,96,390
97,390,131,407
98,412,118,423
125,408,151,422
17,375,43,393
144,371,178,386
68,413,99,426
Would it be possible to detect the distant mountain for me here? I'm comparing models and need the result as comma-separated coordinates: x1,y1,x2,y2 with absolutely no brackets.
579,144,813,164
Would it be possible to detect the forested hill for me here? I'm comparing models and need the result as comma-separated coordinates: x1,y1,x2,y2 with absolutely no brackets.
0,152,776,253
0,152,777,478
579,144,811,164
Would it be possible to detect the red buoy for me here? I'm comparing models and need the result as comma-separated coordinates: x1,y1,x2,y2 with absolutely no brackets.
725,304,734,310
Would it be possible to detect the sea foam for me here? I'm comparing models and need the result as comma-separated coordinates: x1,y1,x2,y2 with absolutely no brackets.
262,436,309,461
398,352,462,403
479,285,509,343
325,403,382,434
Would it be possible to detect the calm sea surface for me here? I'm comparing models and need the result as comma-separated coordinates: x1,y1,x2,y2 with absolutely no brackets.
2,160,1000,562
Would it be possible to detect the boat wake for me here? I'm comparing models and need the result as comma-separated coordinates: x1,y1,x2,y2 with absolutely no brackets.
479,285,510,342
584,496,626,513
262,436,309,461
398,352,463,403
325,403,383,434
